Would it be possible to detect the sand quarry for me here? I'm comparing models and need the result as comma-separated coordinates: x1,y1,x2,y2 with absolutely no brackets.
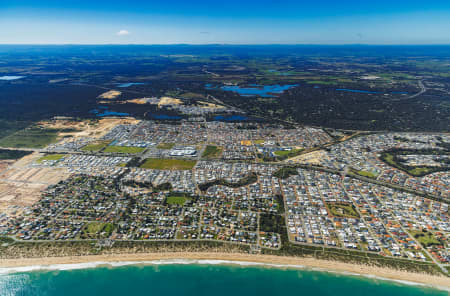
97,90,121,99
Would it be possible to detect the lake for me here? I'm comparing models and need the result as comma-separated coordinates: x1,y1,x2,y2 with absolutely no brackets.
206,84,298,97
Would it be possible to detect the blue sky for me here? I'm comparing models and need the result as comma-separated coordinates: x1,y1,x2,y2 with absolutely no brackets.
1,0,450,44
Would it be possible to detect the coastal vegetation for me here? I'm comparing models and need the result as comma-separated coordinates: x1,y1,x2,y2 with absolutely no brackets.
0,238,443,279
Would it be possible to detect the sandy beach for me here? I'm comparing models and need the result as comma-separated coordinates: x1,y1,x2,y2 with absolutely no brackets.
1,252,449,289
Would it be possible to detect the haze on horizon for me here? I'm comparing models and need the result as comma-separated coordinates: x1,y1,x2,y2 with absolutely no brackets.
1,0,450,45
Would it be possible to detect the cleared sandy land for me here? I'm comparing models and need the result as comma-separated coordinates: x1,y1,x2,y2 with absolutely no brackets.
0,252,448,289
38,119,91,138
285,149,326,165
40,118,140,140
98,90,121,99
88,118,140,138
0,160,14,174
0,153,69,214
197,101,225,109
0,182,46,214
361,75,380,80
125,97,159,105
0,117,142,214
158,96,182,107
126,98,148,104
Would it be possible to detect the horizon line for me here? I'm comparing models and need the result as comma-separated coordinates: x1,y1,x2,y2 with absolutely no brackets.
1,43,450,46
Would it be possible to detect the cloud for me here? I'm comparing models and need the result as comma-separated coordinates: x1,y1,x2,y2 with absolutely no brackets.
117,30,130,36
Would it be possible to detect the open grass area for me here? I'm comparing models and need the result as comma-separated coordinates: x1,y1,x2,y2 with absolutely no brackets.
382,152,396,166
327,202,360,219
37,154,65,163
157,143,175,149
140,158,197,170
166,195,190,206
350,168,378,179
274,149,298,157
103,146,145,154
81,140,112,152
0,127,61,148
408,167,438,176
83,222,115,238
410,230,442,248
273,148,304,159
202,145,223,158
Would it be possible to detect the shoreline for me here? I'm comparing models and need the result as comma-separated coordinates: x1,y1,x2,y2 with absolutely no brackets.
0,252,449,290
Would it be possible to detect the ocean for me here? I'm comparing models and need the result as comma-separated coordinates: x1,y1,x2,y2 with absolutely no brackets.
0,260,447,296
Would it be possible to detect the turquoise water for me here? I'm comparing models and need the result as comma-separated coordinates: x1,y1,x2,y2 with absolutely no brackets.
0,263,446,296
